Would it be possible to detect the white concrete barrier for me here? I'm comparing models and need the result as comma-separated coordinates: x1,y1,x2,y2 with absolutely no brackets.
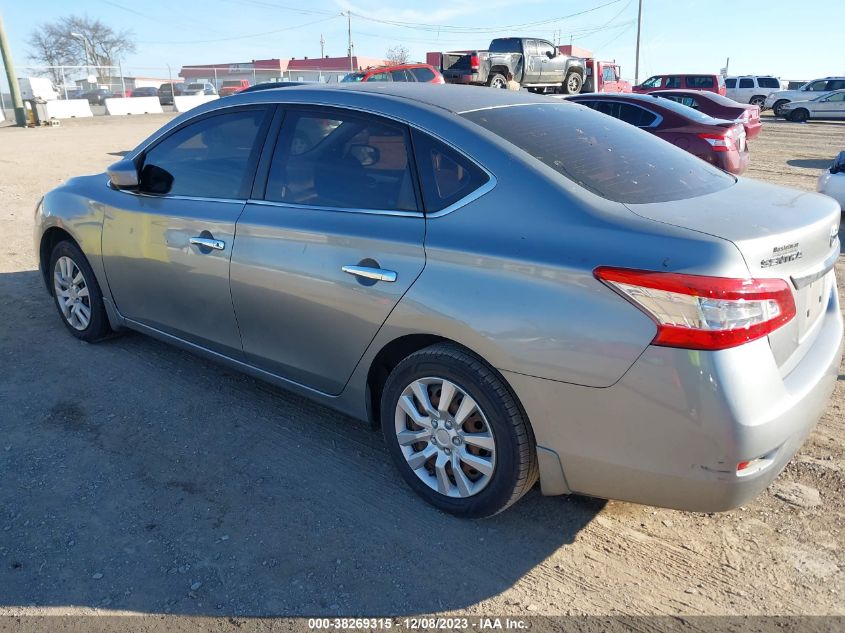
105,96,163,116
0,108,5,123
44,99,93,119
173,95,219,112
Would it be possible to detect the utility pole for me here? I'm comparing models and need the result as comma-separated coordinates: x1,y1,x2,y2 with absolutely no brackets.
0,13,26,126
345,12,354,71
634,0,643,85
320,34,325,59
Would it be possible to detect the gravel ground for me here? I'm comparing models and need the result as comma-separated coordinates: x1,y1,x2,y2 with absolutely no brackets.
0,112,843,623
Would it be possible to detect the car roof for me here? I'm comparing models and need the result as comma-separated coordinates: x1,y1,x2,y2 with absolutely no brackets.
229,82,555,114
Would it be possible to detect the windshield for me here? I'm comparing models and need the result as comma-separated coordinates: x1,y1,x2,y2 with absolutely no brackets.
461,102,734,204
341,73,366,82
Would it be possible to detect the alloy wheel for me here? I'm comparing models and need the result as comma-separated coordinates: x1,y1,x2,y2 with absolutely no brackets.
53,256,91,331
394,377,496,498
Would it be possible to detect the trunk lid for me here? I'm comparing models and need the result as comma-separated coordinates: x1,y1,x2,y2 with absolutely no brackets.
626,178,841,367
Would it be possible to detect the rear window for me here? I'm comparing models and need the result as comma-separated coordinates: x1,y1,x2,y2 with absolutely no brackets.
489,38,521,53
686,75,715,88
461,103,734,204
757,77,780,88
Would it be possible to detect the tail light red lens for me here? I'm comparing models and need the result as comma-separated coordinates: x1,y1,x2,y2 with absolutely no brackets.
594,267,796,351
470,54,479,70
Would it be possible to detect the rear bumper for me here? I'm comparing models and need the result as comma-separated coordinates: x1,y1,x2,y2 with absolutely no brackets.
507,273,842,511
719,149,750,175
442,72,484,86
745,121,763,139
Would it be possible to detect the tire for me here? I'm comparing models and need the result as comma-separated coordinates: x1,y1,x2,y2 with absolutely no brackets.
772,99,789,118
487,73,508,89
49,240,111,342
789,108,809,123
749,95,766,108
381,343,538,518
562,71,583,95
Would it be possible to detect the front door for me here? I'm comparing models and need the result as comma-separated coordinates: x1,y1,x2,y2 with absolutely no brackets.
814,91,845,119
230,106,426,395
537,40,565,85
101,105,273,356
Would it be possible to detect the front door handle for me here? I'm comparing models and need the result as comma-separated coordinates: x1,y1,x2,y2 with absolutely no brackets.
342,265,397,283
189,236,225,251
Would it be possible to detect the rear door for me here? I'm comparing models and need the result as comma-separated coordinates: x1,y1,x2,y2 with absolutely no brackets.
522,40,543,84
813,91,845,119
230,106,426,395
736,77,755,102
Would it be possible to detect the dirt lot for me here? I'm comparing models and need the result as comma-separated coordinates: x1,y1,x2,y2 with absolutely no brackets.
0,112,843,623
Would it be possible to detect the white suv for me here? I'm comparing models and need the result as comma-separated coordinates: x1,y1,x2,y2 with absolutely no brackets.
725,76,782,108
766,77,845,117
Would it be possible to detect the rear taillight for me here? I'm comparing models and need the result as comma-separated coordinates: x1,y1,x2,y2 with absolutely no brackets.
470,54,479,70
698,131,735,152
594,267,796,351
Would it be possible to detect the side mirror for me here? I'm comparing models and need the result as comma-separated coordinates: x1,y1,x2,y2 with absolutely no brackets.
107,159,139,190
546,50,555,59
139,164,174,195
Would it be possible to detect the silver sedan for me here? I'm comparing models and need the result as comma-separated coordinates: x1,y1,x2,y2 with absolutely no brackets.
35,84,842,517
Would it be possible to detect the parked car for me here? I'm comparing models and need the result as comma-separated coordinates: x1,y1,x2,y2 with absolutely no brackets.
440,37,585,93
342,63,445,84
130,86,159,98
817,151,845,210
183,82,217,96
724,76,782,108
633,74,726,96
582,59,631,94
158,82,186,105
240,81,305,93
567,92,749,174
80,89,114,105
779,90,845,122
765,77,845,117
653,89,762,139
35,84,842,518
61,88,84,100
219,79,251,96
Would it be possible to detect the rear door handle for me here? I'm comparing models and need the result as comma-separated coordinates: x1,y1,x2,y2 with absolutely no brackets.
341,265,397,283
189,236,225,251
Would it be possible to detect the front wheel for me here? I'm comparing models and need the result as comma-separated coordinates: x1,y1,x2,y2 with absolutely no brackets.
749,96,766,108
49,241,111,342
381,343,538,518
562,71,583,95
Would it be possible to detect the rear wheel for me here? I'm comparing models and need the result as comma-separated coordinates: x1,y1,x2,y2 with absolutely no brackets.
749,95,766,108
562,71,583,95
487,73,508,89
789,108,810,123
772,99,789,117
381,343,538,518
49,241,111,342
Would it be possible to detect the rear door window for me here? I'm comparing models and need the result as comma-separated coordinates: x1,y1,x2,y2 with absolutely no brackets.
390,69,412,82
828,80,845,90
411,130,489,212
265,109,418,212
410,67,436,82
462,102,734,204
665,76,682,88
725,78,737,89
687,75,715,88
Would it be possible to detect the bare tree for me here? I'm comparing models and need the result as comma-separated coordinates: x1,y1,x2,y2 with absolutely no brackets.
28,15,136,81
385,45,410,65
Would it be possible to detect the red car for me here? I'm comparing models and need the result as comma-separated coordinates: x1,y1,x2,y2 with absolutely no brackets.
633,74,726,97
341,63,445,84
652,89,762,140
219,79,250,97
567,93,749,175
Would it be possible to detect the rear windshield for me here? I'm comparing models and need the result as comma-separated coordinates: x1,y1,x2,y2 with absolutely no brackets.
461,102,734,204
221,81,243,87
649,96,719,122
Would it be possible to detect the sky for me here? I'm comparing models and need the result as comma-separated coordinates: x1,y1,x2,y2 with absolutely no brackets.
2,0,844,88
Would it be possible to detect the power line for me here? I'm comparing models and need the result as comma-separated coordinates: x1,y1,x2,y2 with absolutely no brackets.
137,15,339,44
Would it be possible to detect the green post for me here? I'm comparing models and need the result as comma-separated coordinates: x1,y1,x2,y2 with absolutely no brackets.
0,13,26,127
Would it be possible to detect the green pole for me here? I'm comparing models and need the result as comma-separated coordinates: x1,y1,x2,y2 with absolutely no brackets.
0,12,26,127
